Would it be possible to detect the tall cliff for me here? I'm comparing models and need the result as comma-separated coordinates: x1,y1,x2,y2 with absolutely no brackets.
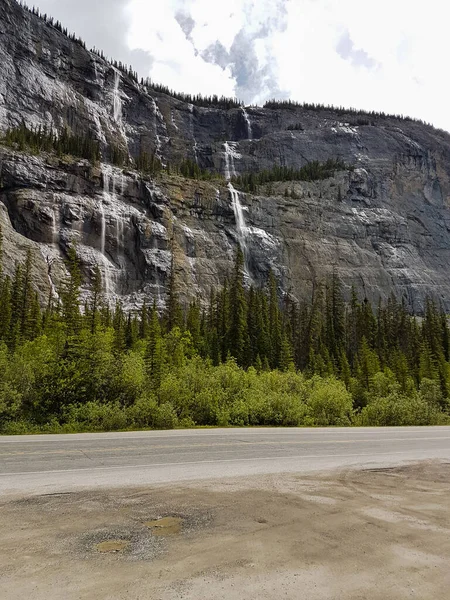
2,0,450,311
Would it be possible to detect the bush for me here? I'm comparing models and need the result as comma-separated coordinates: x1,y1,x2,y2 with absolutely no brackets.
63,402,129,431
358,392,448,426
154,402,178,430
306,377,353,426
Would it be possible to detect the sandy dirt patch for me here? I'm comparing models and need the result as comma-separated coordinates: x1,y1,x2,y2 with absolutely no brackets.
1,461,450,599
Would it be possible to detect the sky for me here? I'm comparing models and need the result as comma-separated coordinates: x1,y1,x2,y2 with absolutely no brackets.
32,0,449,131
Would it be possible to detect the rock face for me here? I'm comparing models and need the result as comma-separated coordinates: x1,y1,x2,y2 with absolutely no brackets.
2,0,450,311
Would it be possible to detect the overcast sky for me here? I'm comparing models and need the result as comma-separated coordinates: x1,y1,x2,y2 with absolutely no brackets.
33,0,449,131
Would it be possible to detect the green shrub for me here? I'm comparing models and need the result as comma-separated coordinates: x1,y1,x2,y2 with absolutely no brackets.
154,403,178,430
358,393,447,426
306,377,353,426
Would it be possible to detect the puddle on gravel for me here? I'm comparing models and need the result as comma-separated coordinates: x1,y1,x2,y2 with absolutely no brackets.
145,517,183,536
95,540,130,553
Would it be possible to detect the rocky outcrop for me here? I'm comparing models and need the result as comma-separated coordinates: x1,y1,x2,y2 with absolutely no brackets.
1,0,450,311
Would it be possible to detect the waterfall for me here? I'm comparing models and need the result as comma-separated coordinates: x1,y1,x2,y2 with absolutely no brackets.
242,107,253,140
102,163,116,196
150,96,170,165
193,140,198,165
99,202,106,256
171,109,179,131
112,69,122,123
99,164,116,296
223,140,247,241
188,103,198,164
98,164,130,300
223,141,241,180
51,207,58,245
150,96,163,160
116,214,125,267
223,141,252,278
229,183,248,254
93,60,99,84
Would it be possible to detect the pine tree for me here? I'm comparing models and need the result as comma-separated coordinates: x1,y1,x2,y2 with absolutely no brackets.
279,334,294,372
356,336,380,390
256,292,271,366
308,283,325,363
186,300,202,353
89,265,102,334
419,341,438,381
228,248,248,365
20,249,34,340
325,272,345,360
166,252,182,331
112,301,126,355
0,276,12,342
125,313,138,349
145,302,163,388
246,286,258,367
268,270,282,368
28,292,42,340
139,300,148,339
218,280,230,362
60,246,82,338
339,349,351,389
9,263,23,349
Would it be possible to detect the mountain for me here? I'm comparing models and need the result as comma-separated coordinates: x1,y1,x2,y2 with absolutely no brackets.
1,0,450,311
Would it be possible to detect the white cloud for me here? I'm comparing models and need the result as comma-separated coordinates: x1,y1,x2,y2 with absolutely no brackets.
272,0,449,128
33,0,450,130
124,0,237,96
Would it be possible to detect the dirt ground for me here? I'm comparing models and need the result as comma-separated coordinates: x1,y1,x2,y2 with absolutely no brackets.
1,461,450,599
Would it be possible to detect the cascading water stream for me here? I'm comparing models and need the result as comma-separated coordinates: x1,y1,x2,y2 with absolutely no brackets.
99,203,106,256
241,107,253,140
116,215,125,267
93,60,99,84
188,103,198,164
51,207,58,245
151,96,170,165
223,141,240,180
228,182,248,255
223,142,251,276
41,204,60,301
112,69,122,123
99,165,116,297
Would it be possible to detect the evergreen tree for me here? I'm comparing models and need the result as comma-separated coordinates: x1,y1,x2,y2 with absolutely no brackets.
186,300,202,353
60,246,82,339
139,300,148,339
228,249,248,365
145,302,163,388
268,271,282,368
20,250,34,340
0,276,12,342
89,265,103,334
9,263,23,350
112,301,126,355
279,334,294,372
166,252,182,331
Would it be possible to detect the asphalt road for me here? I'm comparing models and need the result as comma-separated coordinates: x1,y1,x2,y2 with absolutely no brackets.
1,426,450,497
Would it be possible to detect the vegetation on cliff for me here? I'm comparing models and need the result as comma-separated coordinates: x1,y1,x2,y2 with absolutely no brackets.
263,99,432,126
231,159,348,192
2,123,100,162
0,229,448,434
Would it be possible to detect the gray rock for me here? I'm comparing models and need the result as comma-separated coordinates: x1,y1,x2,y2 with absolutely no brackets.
1,0,450,312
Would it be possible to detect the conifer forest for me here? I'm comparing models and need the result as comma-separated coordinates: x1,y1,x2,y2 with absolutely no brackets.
0,228,448,434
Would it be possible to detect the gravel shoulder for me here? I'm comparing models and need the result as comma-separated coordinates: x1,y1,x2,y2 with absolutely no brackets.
1,461,450,599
